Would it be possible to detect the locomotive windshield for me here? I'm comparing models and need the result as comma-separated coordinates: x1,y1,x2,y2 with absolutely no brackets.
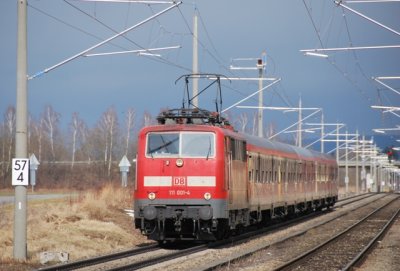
146,132,215,158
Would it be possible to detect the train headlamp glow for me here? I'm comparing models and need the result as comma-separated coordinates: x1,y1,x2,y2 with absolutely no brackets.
176,159,184,167
204,192,211,201
148,192,156,200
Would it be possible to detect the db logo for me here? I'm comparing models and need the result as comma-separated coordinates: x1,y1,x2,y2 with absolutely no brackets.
173,176,187,186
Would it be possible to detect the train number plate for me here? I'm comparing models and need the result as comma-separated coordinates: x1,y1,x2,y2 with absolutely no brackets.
169,190,191,196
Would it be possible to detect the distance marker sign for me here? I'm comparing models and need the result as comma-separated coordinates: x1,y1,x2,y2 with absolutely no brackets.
12,159,29,186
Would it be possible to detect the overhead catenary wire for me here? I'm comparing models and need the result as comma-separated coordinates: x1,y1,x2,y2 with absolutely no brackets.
301,0,377,104
28,1,194,79
65,0,192,71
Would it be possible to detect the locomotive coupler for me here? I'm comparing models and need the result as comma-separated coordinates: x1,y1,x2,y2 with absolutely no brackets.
157,219,165,239
211,219,218,231
174,210,183,232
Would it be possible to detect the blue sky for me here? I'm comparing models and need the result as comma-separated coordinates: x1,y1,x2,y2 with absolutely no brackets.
1,0,399,144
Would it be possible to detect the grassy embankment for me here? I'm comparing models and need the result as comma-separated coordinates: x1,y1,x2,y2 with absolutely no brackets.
0,185,147,270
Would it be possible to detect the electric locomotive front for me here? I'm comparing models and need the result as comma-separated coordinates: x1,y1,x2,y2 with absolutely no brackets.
134,118,228,242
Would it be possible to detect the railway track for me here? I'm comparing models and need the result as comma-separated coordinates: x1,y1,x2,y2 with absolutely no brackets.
36,202,332,271
336,192,375,207
36,193,380,271
116,193,384,271
37,243,160,271
274,195,400,271
180,193,392,271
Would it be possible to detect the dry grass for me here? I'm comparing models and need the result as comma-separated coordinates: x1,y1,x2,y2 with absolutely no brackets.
0,185,147,270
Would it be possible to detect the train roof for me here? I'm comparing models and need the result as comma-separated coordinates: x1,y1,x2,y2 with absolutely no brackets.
148,107,336,163
242,132,336,163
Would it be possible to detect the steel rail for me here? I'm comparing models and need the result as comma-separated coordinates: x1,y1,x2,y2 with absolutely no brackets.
273,195,400,271
336,192,375,207
342,205,400,270
107,243,208,271
105,200,345,271
35,193,379,271
37,243,159,271
200,193,387,271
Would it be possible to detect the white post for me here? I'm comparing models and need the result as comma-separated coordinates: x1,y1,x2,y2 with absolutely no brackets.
14,0,28,260
258,57,264,138
345,131,349,195
192,9,199,107
336,124,340,163
321,113,324,153
355,130,359,194
298,97,302,147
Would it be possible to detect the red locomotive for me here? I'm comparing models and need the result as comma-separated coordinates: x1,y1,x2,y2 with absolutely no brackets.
133,75,338,242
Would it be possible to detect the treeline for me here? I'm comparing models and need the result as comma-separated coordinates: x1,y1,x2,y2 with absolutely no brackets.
0,105,286,190
0,105,155,190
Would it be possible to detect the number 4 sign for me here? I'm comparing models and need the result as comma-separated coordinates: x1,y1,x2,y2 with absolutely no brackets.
12,159,29,186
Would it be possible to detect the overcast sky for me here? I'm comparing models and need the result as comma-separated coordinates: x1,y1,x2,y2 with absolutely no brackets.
1,0,399,143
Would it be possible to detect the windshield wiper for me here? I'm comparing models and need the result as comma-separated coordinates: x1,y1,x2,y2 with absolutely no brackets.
149,137,179,154
206,137,212,160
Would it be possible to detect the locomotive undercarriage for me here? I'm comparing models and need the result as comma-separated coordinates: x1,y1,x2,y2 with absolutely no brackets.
135,196,337,242
136,204,223,241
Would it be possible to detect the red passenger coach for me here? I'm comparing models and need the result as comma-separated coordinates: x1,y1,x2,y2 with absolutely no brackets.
134,108,338,242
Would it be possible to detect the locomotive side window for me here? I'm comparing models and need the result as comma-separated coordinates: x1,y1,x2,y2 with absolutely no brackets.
146,132,215,158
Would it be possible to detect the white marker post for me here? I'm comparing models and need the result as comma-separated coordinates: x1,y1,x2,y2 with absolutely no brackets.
12,159,29,186
119,156,131,187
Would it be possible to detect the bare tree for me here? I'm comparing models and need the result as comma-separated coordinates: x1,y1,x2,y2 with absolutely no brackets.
32,119,44,161
99,107,119,178
79,123,91,163
70,112,85,169
235,112,249,133
265,122,277,139
124,108,135,156
143,111,154,127
251,111,258,136
1,106,15,186
42,105,60,161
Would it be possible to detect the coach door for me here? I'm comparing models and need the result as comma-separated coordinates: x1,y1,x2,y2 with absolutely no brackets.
225,137,248,208
224,137,233,204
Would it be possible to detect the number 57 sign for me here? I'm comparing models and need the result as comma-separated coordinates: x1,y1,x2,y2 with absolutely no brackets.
12,159,29,186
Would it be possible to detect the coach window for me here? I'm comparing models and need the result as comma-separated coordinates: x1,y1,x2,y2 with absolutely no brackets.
268,157,273,183
230,138,246,161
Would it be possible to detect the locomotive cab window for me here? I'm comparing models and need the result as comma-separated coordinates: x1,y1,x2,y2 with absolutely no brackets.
146,132,215,158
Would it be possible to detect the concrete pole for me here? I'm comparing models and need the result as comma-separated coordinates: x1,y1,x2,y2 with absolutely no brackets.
298,97,302,147
378,164,382,193
192,10,199,108
14,0,28,260
321,113,324,153
336,124,340,163
345,131,349,195
361,136,366,192
257,58,263,137
355,131,359,194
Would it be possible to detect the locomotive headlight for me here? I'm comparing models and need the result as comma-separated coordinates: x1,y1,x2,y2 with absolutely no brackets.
176,158,184,167
148,192,156,200
204,192,211,201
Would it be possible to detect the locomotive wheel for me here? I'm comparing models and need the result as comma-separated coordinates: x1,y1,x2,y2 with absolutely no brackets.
214,220,230,240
